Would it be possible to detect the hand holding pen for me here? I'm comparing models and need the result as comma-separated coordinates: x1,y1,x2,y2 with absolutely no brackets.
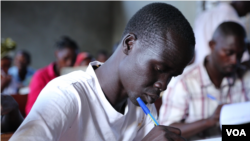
137,97,186,141
206,94,225,127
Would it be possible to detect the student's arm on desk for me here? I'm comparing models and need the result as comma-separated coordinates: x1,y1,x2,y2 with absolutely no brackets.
1,95,24,132
10,82,79,141
170,105,223,138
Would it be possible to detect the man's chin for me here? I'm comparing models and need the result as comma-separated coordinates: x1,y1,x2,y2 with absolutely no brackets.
128,97,147,107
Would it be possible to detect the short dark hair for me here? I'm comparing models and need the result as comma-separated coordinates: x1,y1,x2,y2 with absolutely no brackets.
1,55,12,61
213,21,246,39
56,36,79,51
97,50,108,56
122,3,195,48
16,50,31,65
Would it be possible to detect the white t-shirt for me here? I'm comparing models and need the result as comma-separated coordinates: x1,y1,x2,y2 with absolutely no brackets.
194,2,249,64
10,61,157,141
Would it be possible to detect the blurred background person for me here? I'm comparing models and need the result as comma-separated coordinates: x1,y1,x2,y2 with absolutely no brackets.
96,50,109,63
74,52,93,67
1,38,18,95
25,36,79,115
194,1,250,64
60,52,94,75
1,56,18,95
8,50,36,93
160,22,249,140
1,38,24,134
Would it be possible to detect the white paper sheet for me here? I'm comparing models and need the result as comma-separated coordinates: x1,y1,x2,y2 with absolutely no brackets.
220,101,250,129
194,137,221,141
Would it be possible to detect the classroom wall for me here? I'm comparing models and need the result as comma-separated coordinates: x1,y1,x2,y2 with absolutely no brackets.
111,1,197,46
2,1,197,69
1,1,113,69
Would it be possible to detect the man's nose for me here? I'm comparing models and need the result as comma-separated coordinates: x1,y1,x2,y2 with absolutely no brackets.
153,76,170,92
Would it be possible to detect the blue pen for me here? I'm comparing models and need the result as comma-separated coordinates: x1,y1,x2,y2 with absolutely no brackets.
207,94,222,104
137,97,159,126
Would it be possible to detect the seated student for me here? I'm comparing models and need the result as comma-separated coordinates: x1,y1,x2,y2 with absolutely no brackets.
159,21,249,140
1,95,24,133
74,52,93,67
10,3,195,141
8,50,36,91
25,36,79,115
1,56,19,95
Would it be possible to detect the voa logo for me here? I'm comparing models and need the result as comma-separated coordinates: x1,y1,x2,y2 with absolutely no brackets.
226,129,246,136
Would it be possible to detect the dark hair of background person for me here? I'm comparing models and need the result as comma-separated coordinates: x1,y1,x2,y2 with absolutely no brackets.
214,21,246,39
16,50,31,65
97,50,108,57
122,3,195,49
1,56,12,62
55,36,79,51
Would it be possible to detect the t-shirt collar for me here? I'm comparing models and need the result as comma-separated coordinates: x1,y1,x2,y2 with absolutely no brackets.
85,61,130,120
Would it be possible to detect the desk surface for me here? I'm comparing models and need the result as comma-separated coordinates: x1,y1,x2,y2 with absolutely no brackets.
0,133,13,141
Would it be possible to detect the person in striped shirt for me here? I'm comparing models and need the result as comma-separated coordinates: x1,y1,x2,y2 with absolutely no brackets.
159,21,249,140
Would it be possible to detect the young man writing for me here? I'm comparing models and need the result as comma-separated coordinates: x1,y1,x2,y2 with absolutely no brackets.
10,3,195,141
159,22,249,140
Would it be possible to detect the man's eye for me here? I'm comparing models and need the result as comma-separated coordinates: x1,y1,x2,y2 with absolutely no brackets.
156,66,163,72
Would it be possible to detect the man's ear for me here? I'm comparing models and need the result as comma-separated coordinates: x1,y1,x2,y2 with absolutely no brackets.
209,40,216,51
122,33,137,55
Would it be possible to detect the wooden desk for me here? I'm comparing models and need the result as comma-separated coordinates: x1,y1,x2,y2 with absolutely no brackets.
11,94,28,117
1,133,14,141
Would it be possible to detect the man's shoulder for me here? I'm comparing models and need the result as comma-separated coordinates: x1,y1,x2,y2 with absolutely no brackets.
178,64,203,82
50,70,93,86
34,64,51,76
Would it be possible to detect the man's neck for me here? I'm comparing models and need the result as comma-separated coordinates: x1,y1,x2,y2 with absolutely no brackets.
95,49,128,114
205,57,224,88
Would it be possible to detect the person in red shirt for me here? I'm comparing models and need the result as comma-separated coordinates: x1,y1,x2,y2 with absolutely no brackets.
25,36,79,115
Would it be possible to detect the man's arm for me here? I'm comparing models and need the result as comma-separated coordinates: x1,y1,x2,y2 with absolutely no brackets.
170,104,223,138
1,95,24,132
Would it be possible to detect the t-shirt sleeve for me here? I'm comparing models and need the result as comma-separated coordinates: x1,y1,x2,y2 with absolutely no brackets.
10,81,79,141
159,79,189,125
133,104,157,141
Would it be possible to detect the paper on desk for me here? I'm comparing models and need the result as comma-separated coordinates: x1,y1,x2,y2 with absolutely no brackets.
220,101,250,129
194,137,221,141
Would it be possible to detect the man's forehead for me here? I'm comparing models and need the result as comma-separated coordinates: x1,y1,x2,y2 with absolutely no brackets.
218,35,246,48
